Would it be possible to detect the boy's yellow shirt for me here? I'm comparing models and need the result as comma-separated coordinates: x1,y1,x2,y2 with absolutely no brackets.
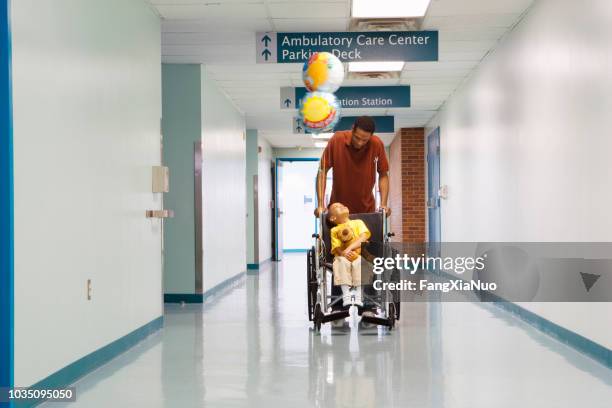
330,219,371,255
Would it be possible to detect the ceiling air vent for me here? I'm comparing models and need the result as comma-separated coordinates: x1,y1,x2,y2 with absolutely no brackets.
347,71,400,80
349,18,423,32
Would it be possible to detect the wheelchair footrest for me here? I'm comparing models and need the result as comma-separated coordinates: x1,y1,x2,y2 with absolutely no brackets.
320,310,350,324
361,315,393,327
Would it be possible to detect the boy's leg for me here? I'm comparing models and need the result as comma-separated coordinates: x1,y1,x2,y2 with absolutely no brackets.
333,257,353,306
351,257,363,306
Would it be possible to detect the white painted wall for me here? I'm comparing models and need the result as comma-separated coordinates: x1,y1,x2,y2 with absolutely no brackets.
258,137,274,262
200,67,246,291
12,0,162,386
426,0,612,348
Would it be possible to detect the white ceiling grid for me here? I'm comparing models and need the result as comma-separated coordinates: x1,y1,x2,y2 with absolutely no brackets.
152,0,535,147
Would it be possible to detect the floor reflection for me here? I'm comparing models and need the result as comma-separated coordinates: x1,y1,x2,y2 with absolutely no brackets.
45,253,612,408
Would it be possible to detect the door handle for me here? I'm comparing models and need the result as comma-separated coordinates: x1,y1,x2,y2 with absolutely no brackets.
146,209,175,219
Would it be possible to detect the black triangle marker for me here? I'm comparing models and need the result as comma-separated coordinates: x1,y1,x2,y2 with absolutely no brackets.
579,272,601,292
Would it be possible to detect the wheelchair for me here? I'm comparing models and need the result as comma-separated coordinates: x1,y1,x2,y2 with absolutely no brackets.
307,211,400,332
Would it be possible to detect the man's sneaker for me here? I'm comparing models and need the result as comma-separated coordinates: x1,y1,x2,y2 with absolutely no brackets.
360,310,376,329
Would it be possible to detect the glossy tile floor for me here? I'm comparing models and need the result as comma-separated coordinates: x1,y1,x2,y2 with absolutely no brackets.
46,254,612,408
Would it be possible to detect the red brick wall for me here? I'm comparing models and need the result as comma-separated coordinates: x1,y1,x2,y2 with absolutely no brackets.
388,134,403,242
388,128,426,243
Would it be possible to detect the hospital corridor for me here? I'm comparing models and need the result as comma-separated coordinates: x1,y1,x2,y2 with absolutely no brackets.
1,0,612,407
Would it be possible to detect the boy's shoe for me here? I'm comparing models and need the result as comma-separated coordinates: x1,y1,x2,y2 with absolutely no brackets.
354,287,363,307
342,294,352,307
331,318,345,328
360,310,376,329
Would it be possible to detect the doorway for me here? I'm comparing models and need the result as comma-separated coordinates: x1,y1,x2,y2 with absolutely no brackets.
427,128,441,254
273,158,319,259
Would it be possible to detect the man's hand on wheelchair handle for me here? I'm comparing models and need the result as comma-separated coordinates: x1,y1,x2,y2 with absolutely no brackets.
379,206,392,216
314,206,325,217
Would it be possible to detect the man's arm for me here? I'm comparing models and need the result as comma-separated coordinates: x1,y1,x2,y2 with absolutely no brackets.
379,171,391,216
314,163,329,217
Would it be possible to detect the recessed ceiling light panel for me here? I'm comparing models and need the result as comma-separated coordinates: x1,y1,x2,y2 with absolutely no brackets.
348,61,404,72
352,0,432,18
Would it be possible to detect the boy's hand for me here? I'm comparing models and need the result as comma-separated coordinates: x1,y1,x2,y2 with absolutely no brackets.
342,249,358,262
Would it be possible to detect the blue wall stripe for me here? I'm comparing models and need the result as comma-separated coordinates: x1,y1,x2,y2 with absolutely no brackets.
246,257,273,271
0,1,14,406
164,270,245,303
16,316,163,408
434,269,612,369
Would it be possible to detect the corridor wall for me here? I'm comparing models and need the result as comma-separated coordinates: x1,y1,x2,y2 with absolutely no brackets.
426,0,612,349
257,136,274,263
163,65,246,295
12,0,162,386
200,68,246,291
162,64,201,294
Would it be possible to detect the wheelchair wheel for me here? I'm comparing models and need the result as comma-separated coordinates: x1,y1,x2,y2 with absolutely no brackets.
307,247,317,322
314,303,323,332
395,301,401,321
387,303,396,330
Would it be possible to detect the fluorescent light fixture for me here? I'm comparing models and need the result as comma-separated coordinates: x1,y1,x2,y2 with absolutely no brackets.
314,141,328,148
311,133,334,140
348,61,404,72
352,0,431,18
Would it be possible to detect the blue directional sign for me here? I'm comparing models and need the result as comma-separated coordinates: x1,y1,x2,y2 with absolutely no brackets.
294,86,410,109
257,31,438,63
335,116,395,133
294,116,394,134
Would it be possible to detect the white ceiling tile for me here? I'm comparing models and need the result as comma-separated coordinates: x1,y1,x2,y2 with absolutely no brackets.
151,0,263,4
273,18,348,32
155,4,268,19
162,32,254,45
424,13,523,29
162,18,272,32
268,2,348,19
426,0,535,16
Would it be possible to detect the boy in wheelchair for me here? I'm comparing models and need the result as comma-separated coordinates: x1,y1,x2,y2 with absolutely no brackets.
328,202,371,308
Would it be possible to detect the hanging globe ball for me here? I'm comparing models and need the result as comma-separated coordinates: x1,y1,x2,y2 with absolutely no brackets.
299,92,341,133
302,52,345,93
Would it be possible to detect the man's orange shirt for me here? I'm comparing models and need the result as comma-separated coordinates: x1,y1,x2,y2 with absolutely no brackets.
322,130,389,214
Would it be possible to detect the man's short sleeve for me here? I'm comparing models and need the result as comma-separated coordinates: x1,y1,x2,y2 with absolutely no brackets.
321,138,334,169
376,138,389,173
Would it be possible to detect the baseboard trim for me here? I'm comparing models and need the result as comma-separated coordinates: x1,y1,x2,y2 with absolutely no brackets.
485,295,612,369
163,293,204,303
20,316,163,407
246,257,272,272
434,269,612,369
164,270,246,304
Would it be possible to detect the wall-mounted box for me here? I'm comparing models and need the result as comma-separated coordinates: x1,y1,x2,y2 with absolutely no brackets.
152,166,169,193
